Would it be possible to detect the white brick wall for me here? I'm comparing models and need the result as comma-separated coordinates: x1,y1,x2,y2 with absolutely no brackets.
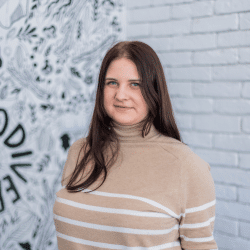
173,33,216,50
126,0,250,247
192,14,238,33
218,30,250,47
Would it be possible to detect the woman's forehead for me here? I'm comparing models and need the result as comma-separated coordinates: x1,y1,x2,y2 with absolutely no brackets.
106,58,140,79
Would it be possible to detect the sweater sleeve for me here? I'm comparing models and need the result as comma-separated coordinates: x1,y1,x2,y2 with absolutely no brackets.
179,150,218,250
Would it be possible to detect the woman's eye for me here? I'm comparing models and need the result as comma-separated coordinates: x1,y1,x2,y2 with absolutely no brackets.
108,81,117,85
132,83,140,87
106,82,140,87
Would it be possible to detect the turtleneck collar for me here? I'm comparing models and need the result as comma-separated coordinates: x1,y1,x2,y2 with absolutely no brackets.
111,120,160,143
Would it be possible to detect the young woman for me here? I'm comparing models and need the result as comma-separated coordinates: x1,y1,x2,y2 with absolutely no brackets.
53,41,218,250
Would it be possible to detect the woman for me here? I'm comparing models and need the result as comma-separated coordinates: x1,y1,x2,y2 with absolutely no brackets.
53,41,218,250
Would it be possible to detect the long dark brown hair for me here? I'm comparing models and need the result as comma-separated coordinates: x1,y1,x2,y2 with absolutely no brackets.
65,41,185,193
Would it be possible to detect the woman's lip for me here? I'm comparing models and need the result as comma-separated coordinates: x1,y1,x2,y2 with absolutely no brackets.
114,105,131,108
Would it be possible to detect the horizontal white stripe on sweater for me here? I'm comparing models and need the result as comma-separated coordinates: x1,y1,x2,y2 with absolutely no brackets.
79,188,180,219
180,216,215,229
185,199,216,214
179,199,216,218
56,197,172,218
61,186,215,220
56,231,181,249
180,234,215,243
53,214,179,235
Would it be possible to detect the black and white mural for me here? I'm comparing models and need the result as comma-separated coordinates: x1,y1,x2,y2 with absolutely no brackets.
0,0,125,249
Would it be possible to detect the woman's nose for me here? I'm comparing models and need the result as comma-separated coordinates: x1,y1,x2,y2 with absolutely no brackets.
115,86,129,100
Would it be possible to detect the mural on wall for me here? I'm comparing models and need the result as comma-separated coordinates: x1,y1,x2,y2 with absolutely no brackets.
0,0,125,249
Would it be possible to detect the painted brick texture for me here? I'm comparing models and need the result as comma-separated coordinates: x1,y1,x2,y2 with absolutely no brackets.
126,0,250,247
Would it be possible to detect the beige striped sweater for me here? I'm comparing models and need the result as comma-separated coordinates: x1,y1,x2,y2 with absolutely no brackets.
53,121,218,250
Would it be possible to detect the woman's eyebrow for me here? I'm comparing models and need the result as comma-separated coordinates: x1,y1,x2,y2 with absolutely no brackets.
105,77,141,81
128,79,141,82
105,78,117,81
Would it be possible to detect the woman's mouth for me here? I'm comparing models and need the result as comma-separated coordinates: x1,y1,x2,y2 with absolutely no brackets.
114,105,132,109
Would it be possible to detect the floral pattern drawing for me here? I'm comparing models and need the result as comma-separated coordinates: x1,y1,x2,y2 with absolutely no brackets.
0,0,125,249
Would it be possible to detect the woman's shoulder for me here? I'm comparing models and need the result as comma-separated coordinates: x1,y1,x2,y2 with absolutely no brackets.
156,135,210,171
69,137,87,152
67,137,89,159
154,135,190,159
61,137,88,186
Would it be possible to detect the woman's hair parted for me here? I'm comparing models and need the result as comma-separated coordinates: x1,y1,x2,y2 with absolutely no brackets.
65,40,184,193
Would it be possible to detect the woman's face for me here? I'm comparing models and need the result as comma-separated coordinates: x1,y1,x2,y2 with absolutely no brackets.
103,57,149,126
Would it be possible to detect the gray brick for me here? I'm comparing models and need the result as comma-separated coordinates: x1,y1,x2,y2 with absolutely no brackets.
239,187,250,204
151,19,191,36
191,1,213,18
239,153,250,169
213,65,250,81
193,82,241,98
195,148,238,167
242,82,250,98
214,134,250,152
127,23,150,37
138,37,171,51
127,0,151,9
173,34,216,50
213,232,250,250
216,199,250,221
212,167,250,188
215,0,250,14
240,12,250,30
175,114,193,129
214,99,250,115
171,66,212,81
171,97,213,113
168,82,192,97
194,114,241,133
164,67,172,82
215,216,238,235
239,221,250,239
153,0,193,5
215,184,237,201
239,48,250,63
128,6,170,23
181,131,213,148
192,14,238,33
158,51,192,66
242,117,250,133
193,48,238,65
218,30,250,47
172,4,191,19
